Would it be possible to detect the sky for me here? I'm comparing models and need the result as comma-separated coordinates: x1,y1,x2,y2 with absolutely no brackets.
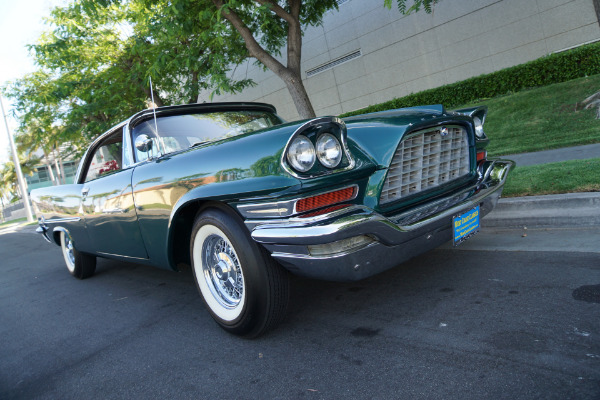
0,0,66,165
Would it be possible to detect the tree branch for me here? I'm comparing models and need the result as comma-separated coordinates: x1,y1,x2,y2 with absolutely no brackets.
189,70,199,104
254,0,294,25
142,86,165,107
286,0,302,74
212,0,287,76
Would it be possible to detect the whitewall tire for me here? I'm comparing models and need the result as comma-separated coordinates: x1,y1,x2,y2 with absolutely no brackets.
190,208,289,337
60,231,96,279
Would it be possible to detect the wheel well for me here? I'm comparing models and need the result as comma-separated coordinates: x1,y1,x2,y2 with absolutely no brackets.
51,227,67,246
52,230,61,245
169,200,244,269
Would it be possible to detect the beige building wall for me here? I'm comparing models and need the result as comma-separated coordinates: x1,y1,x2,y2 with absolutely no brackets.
200,0,600,121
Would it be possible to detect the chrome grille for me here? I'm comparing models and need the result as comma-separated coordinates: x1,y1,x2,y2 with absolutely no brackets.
380,126,470,205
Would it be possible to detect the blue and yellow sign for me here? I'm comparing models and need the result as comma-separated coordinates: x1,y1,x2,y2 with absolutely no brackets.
453,206,480,245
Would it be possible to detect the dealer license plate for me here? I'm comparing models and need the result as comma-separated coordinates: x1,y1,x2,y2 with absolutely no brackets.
453,206,480,246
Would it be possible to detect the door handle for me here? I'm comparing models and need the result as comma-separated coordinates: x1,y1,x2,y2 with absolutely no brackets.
81,187,90,197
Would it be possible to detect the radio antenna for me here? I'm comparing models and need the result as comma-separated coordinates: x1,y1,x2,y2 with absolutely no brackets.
149,76,159,133
148,76,162,157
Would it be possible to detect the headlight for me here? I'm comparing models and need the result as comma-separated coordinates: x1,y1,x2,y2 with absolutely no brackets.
473,116,485,138
316,133,342,169
287,135,315,172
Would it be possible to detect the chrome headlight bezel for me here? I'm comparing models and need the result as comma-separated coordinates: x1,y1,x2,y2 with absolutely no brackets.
316,132,342,169
282,116,354,178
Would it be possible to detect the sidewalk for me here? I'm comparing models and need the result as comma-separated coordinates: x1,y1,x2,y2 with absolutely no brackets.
503,143,600,167
485,143,600,228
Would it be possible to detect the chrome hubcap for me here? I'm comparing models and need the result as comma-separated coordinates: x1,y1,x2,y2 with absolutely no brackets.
202,234,243,309
65,236,75,265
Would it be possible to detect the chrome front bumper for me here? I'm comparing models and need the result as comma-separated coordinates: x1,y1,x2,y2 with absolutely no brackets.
247,160,513,281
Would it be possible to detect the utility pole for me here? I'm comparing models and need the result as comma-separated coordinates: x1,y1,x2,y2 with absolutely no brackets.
0,91,35,223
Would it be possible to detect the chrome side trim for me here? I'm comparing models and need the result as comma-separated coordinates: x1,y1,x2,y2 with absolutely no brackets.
101,208,127,214
44,217,82,224
96,251,148,260
238,198,297,219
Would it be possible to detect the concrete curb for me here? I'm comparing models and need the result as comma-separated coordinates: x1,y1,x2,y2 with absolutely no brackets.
484,192,600,228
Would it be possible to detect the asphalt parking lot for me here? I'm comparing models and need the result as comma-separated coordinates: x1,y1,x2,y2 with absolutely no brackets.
1,224,599,399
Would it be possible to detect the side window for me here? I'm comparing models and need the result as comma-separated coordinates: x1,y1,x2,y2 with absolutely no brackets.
84,129,123,183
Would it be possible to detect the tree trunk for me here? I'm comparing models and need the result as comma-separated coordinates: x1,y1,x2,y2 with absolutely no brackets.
53,148,64,184
577,90,600,119
282,70,315,119
0,196,5,223
143,86,165,107
54,158,62,185
59,158,66,184
189,70,200,104
213,0,317,119
43,149,57,185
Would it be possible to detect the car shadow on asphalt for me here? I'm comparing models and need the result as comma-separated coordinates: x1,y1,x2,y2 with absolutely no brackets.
88,246,484,337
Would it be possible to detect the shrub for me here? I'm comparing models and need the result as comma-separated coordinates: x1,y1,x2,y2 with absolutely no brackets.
340,41,600,117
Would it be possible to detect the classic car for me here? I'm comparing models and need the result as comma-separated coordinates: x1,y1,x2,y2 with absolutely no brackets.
32,102,513,337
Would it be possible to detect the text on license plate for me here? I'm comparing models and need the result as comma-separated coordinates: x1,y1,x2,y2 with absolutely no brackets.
453,206,480,245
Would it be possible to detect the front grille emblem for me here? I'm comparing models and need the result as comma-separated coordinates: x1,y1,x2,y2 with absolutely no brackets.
440,126,449,137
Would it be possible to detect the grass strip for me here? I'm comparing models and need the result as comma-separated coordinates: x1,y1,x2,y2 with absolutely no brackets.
475,75,600,156
502,158,600,197
0,217,27,227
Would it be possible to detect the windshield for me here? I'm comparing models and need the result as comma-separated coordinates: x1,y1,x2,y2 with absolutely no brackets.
132,110,283,162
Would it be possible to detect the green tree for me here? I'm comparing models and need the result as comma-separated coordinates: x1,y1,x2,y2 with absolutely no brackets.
3,0,255,159
3,0,437,163
0,158,39,200
208,0,438,119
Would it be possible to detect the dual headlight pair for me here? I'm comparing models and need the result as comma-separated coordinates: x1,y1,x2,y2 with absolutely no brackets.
287,133,343,172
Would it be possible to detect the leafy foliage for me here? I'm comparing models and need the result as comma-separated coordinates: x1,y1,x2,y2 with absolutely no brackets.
2,0,433,177
3,0,256,155
384,0,437,14
0,158,39,200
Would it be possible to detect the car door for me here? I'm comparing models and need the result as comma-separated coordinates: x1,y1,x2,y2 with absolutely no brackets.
80,126,148,259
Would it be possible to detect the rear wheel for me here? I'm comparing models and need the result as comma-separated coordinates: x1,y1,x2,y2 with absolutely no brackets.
191,209,289,337
60,231,96,279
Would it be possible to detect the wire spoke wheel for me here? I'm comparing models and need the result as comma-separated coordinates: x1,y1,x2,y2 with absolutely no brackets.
191,209,290,337
201,234,244,311
193,223,246,322
61,232,76,273
60,230,96,279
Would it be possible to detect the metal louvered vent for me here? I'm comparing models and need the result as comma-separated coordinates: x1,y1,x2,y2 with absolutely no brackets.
306,50,362,78
380,126,470,205
337,0,349,5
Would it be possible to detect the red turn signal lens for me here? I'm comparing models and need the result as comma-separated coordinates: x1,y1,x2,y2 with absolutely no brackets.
476,150,487,163
296,186,356,213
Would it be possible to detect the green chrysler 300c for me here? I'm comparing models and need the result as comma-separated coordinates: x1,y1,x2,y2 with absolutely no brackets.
32,102,513,337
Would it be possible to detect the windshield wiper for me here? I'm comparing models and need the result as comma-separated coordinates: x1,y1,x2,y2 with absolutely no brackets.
189,141,209,148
